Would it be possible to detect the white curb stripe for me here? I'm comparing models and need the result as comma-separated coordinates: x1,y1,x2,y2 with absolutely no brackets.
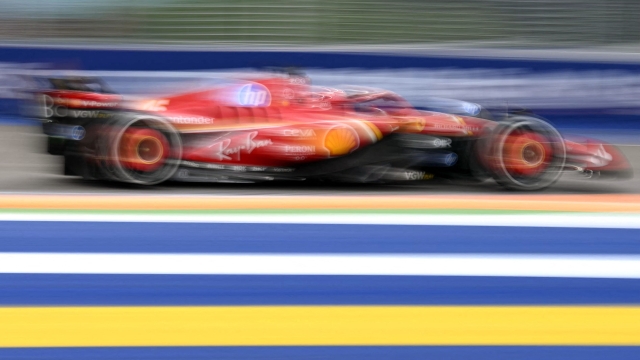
1,253,639,278
0,213,640,228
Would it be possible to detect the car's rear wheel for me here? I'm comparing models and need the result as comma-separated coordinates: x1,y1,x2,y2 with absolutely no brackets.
108,116,182,185
487,116,566,190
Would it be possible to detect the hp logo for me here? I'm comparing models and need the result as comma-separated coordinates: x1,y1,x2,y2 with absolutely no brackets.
237,84,271,107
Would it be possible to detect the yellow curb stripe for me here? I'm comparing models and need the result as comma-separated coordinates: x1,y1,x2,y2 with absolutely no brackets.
1,306,639,347
1,194,640,212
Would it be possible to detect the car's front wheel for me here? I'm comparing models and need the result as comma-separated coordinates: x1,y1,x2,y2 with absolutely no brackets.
484,116,566,191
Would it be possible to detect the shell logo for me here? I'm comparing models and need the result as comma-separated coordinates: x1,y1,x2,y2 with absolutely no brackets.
324,127,359,156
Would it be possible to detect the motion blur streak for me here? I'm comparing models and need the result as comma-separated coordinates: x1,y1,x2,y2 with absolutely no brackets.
1,275,639,306
2,221,640,254
1,253,640,278
1,347,640,360
1,306,639,346
3,213,640,228
1,194,640,211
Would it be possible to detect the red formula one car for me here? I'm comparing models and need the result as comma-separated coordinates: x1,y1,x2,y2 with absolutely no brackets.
32,71,632,190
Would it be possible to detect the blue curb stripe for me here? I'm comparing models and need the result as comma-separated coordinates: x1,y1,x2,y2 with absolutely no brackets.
1,222,639,254
0,274,639,305
0,346,639,360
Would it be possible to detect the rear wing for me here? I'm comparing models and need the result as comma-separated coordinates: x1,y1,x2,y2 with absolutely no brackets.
25,76,122,122
34,76,116,94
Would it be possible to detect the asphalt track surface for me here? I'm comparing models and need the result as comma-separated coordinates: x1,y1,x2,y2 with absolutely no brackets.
2,125,640,195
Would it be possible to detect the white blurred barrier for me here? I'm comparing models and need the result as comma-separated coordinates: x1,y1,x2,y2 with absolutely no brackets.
4,66,640,111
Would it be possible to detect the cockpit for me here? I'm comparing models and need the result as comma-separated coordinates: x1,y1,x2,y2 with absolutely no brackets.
349,92,416,117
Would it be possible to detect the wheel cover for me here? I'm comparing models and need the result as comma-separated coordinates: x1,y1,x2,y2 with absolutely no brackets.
502,131,552,177
118,127,169,172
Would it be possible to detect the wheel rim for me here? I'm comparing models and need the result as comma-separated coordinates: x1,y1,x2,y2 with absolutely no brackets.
502,130,552,177
136,137,164,164
118,127,169,172
521,142,545,166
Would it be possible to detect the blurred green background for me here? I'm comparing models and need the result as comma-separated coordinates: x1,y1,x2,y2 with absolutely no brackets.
1,0,640,46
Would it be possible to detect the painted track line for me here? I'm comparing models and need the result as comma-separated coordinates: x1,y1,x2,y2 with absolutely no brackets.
1,212,640,228
1,306,640,347
1,253,639,278
1,194,640,212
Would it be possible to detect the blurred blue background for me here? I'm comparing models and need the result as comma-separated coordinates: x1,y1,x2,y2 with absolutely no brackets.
2,0,640,138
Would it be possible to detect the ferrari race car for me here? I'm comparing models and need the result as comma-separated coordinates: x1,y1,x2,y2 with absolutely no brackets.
31,71,632,190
